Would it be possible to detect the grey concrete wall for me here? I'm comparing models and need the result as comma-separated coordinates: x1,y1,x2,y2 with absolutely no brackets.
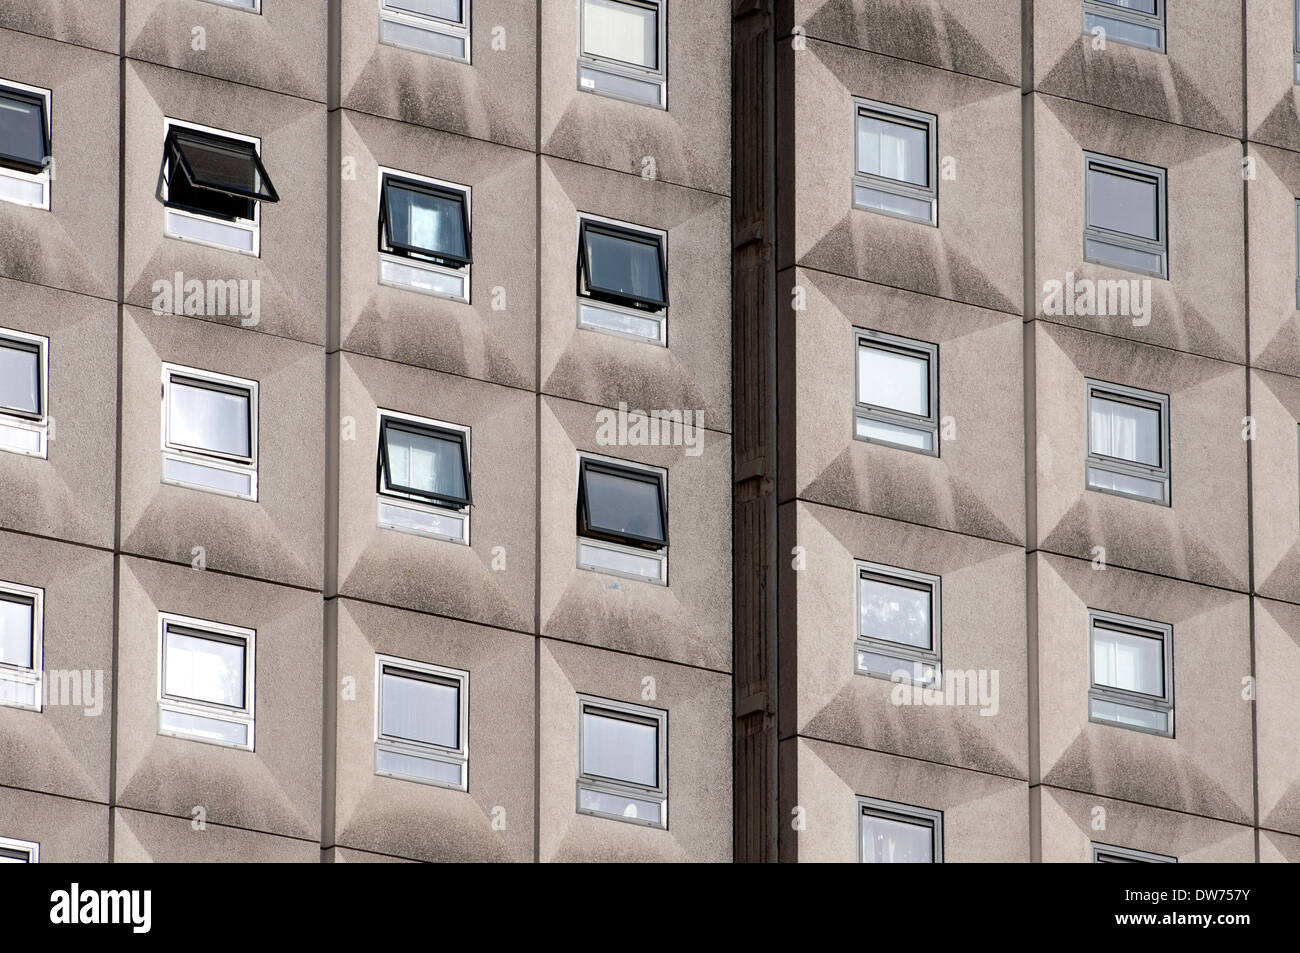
0,786,109,862
114,806,320,862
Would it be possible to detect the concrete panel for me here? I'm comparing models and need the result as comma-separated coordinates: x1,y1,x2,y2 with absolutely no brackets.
1249,370,1300,606
1255,597,1300,837
114,806,320,862
1246,143,1300,377
1246,0,1300,152
0,0,120,54
0,785,109,862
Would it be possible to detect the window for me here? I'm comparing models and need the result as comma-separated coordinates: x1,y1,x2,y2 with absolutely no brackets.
0,327,49,458
853,328,939,455
157,613,255,750
376,410,471,545
576,695,667,828
159,119,278,256
374,655,469,790
0,581,43,713
1085,379,1170,505
576,215,668,345
852,98,938,226
1092,842,1177,863
0,836,39,863
161,364,258,501
1083,152,1167,279
576,454,668,584
0,79,52,210
1088,609,1173,737
1082,0,1165,53
380,0,470,62
378,168,471,302
578,0,667,109
855,561,941,688
858,796,942,863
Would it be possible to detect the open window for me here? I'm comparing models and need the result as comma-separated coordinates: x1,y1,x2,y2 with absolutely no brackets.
160,120,278,255
854,327,939,455
157,613,255,750
0,327,49,458
374,655,469,790
376,410,472,544
380,0,471,63
576,215,668,344
858,796,942,863
853,98,938,226
0,79,52,209
1092,842,1177,863
854,561,941,688
1083,152,1167,279
1082,0,1165,53
161,363,258,501
576,454,668,584
1085,379,1170,505
1088,609,1174,737
578,0,666,108
577,695,668,828
0,580,43,713
0,836,39,863
378,168,471,301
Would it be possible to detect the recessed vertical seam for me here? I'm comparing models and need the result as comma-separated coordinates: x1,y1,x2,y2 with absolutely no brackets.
1021,0,1039,864
533,0,543,867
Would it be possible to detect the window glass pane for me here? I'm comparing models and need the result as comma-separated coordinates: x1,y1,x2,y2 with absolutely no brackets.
386,0,462,21
1093,625,1163,696
387,183,466,260
0,342,39,415
1097,0,1156,13
583,711,658,786
165,630,245,708
381,671,460,748
0,91,46,168
385,426,466,500
861,813,933,863
585,468,665,542
1087,167,1158,240
169,380,251,458
173,133,266,198
0,596,33,669
585,229,664,305
857,114,928,186
858,345,929,416
583,0,658,68
859,576,931,649
1089,395,1160,466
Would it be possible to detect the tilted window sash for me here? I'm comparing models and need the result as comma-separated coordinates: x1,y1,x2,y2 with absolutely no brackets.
578,220,668,312
0,86,50,175
379,174,471,268
377,417,472,509
162,127,278,222
577,458,668,550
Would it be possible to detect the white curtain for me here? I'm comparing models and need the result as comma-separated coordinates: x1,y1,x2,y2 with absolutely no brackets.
857,115,927,186
165,631,244,708
584,0,657,68
1093,627,1162,696
1090,396,1158,465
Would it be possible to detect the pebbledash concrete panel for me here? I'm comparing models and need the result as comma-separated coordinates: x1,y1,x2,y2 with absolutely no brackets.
1247,0,1300,154
331,599,534,862
0,785,109,863
1254,596,1300,838
113,806,321,863
1248,369,1300,608
1246,143,1300,378
0,0,121,54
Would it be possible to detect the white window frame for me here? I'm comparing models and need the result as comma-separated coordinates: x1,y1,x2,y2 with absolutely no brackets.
576,694,668,829
375,408,471,545
857,795,943,863
575,212,668,347
852,97,938,227
1083,151,1168,279
377,166,471,303
198,0,261,12
0,836,39,863
575,451,669,586
161,362,259,502
1082,0,1165,54
1085,378,1170,507
1092,842,1177,863
0,326,49,459
373,654,469,791
161,117,264,258
0,78,51,211
853,327,940,456
156,612,256,751
1088,609,1174,738
379,0,471,64
854,560,941,688
0,580,43,714
577,0,667,109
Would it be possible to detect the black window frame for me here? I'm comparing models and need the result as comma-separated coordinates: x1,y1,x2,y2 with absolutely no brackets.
0,85,50,175
378,173,472,268
577,457,668,550
376,415,472,510
0,334,43,421
577,219,669,312
161,126,279,223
